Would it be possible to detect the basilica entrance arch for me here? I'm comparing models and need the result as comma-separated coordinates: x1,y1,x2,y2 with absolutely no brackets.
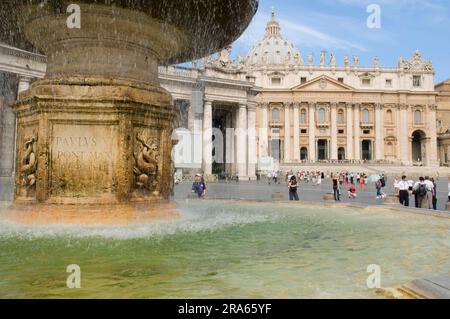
317,139,328,161
412,130,426,164
361,140,372,161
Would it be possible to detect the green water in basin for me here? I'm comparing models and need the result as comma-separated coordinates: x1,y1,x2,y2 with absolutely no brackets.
0,201,448,298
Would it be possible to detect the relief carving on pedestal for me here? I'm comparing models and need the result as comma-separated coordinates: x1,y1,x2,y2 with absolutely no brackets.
20,133,38,196
133,133,160,195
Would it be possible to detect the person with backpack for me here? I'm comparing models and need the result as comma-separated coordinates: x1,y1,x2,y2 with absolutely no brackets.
413,177,429,208
288,175,299,201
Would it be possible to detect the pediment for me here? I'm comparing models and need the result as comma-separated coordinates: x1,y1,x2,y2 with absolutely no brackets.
292,75,355,91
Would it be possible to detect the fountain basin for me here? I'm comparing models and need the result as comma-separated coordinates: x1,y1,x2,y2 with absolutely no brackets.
0,200,448,298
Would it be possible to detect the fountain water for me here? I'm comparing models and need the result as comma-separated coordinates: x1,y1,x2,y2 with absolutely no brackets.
1,0,258,225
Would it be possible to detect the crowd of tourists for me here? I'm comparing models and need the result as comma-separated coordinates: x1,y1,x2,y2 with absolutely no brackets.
189,170,450,211
393,175,445,210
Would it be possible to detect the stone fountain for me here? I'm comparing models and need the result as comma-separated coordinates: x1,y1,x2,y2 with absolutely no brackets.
2,0,258,224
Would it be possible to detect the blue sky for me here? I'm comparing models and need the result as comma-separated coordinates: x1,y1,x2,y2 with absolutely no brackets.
231,0,449,83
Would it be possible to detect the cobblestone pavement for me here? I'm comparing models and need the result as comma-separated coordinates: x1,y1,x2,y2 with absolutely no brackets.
175,178,450,211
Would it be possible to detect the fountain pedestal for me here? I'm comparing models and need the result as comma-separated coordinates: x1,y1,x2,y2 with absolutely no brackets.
4,1,257,224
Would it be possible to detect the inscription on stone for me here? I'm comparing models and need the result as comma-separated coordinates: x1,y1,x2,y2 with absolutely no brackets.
50,124,118,197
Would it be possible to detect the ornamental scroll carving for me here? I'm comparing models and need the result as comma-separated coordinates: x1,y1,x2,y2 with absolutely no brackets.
133,134,159,193
20,133,38,193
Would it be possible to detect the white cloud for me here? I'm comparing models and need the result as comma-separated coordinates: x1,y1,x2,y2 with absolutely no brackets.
235,12,367,53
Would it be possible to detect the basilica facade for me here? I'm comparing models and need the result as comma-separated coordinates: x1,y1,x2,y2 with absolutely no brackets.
167,11,442,179
0,11,447,189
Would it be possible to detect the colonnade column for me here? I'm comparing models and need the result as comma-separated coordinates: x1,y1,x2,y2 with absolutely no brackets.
330,103,338,160
247,105,257,180
353,103,361,160
293,103,300,161
284,102,291,163
202,100,213,175
308,102,316,161
375,103,384,160
346,103,354,160
260,103,269,157
236,103,248,178
428,104,439,167
399,104,409,165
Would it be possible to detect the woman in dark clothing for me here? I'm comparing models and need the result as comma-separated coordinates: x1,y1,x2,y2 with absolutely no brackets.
332,176,340,201
288,175,299,201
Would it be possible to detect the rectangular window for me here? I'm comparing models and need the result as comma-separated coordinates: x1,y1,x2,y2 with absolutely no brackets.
301,77,307,84
362,79,371,86
363,129,371,135
386,79,392,87
338,78,344,83
272,77,281,85
413,76,421,87
301,129,307,134
272,128,280,134
338,129,345,134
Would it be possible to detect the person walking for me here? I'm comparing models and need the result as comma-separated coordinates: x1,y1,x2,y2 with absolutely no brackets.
398,175,410,207
288,175,299,201
424,176,434,209
375,178,383,199
448,176,450,203
359,174,365,191
430,177,437,210
332,175,340,201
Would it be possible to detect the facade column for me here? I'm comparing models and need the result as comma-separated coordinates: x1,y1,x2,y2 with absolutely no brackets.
398,104,409,164
346,103,354,160
308,102,316,161
260,103,269,157
0,74,24,201
247,105,257,180
375,103,384,160
202,100,213,175
284,102,291,163
428,104,439,167
353,103,361,160
187,101,194,132
330,102,338,160
18,77,31,94
236,103,248,178
293,102,300,161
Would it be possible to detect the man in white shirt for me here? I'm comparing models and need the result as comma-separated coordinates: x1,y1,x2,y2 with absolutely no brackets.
424,176,435,209
398,175,410,207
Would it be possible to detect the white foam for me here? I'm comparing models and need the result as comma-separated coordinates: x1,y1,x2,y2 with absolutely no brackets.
0,203,277,240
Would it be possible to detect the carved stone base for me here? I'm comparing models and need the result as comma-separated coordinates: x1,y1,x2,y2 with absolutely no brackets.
3,200,179,226
13,77,176,205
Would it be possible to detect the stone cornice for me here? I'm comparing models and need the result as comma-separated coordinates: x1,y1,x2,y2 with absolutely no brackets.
0,43,46,63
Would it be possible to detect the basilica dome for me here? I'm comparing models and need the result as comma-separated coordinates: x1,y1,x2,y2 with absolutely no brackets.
246,10,302,66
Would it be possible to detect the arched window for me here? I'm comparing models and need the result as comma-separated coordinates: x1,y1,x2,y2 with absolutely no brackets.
300,109,307,124
337,109,344,124
318,108,326,123
362,109,370,123
272,108,280,122
414,110,422,125
386,109,393,124
300,147,308,160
